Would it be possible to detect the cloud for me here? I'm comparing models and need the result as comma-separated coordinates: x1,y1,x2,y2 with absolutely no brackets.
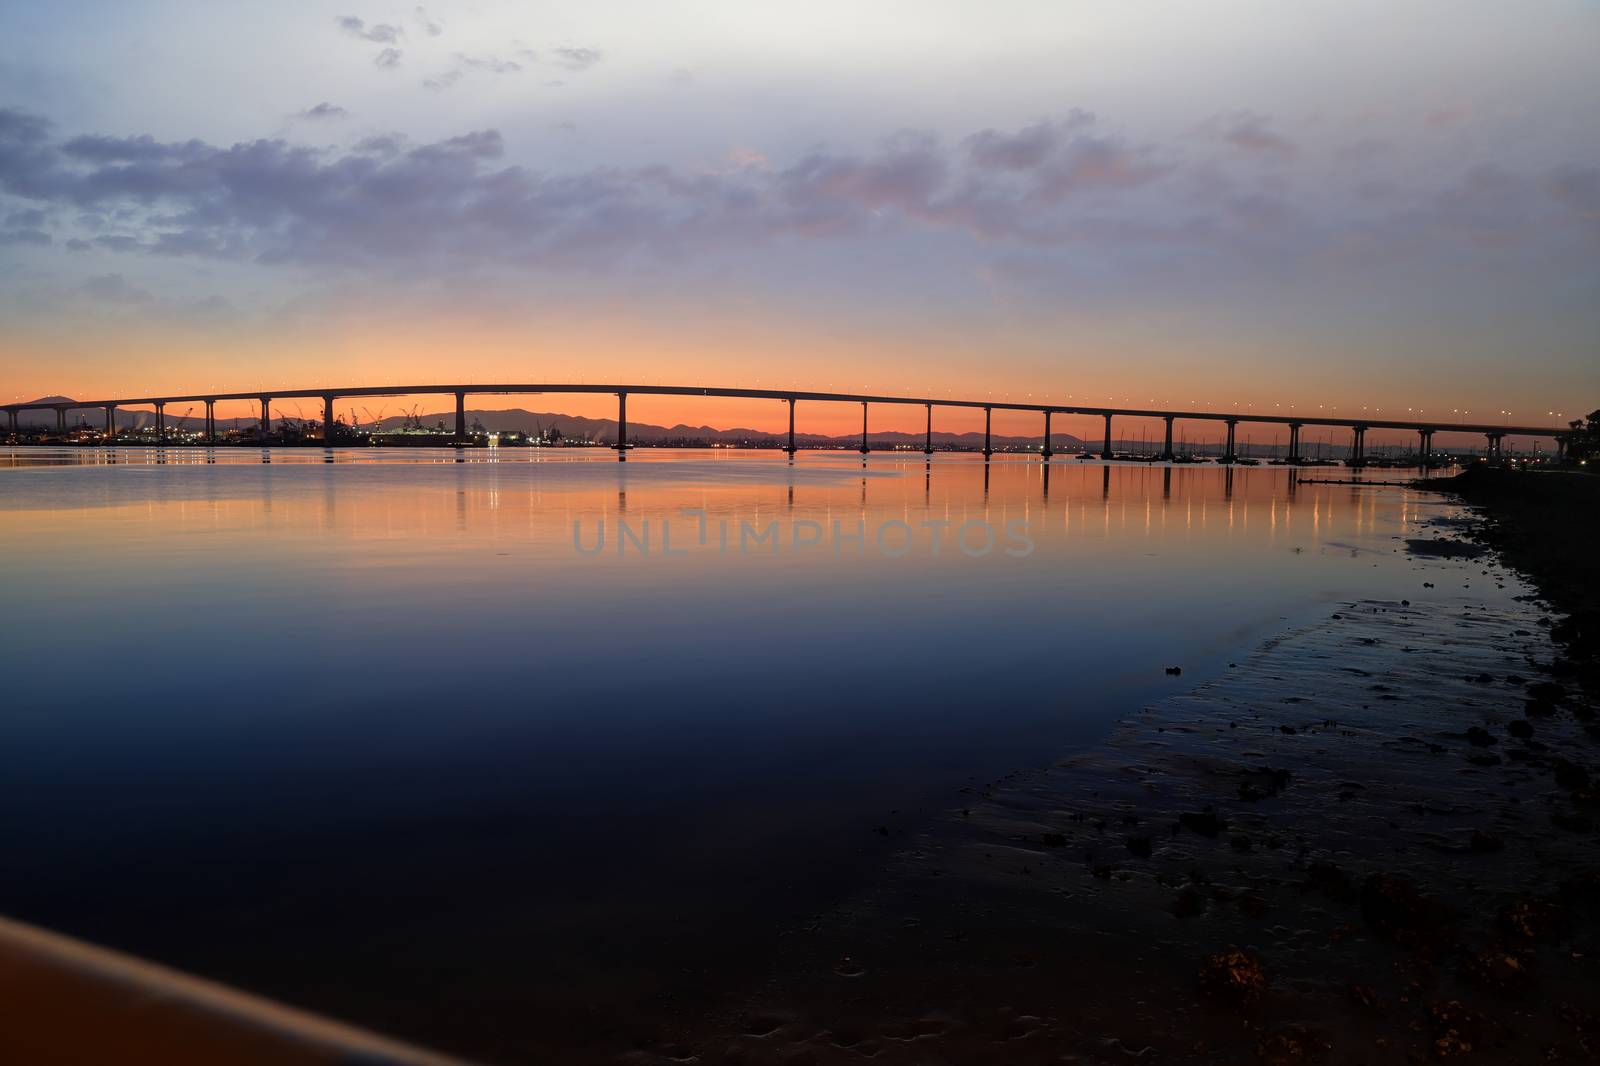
296,102,349,121
354,134,405,156
1027,135,1170,203
374,47,403,69
777,131,950,234
1,105,1592,299
551,47,603,71
433,130,503,158
336,15,402,43
0,107,62,199
458,54,522,74
1548,165,1600,221
423,52,524,90
1212,112,1297,160
79,272,152,304
0,107,50,142
413,6,443,37
422,70,463,92
0,203,49,243
966,111,1094,171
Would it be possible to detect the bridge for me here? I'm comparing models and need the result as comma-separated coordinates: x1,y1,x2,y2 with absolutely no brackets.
2,383,1574,464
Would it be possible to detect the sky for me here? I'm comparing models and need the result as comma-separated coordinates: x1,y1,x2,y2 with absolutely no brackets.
0,0,1596,438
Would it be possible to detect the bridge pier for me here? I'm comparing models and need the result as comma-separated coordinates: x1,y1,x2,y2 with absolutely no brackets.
786,398,796,458
1418,428,1434,469
455,391,466,445
1485,432,1503,461
105,406,115,438
156,403,166,441
56,408,66,433
205,400,216,443
1223,419,1237,463
7,410,14,434
983,407,992,458
1162,415,1174,461
1556,435,1567,462
1349,425,1367,467
1041,410,1052,459
860,402,869,455
616,392,628,461
925,403,934,456
259,398,271,439
1286,422,1302,465
323,395,336,444
1101,413,1113,460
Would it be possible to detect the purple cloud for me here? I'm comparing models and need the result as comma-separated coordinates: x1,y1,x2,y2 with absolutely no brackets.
551,47,603,72
337,15,402,44
297,103,350,121
0,106,1592,300
966,111,1095,171
1213,112,1297,160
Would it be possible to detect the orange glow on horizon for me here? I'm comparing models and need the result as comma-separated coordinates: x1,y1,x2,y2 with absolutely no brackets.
1,309,1583,447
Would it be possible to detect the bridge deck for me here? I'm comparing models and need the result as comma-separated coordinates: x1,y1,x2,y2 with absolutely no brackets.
2,383,1567,437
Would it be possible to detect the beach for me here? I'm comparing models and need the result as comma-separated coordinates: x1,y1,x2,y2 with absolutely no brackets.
662,472,1600,1064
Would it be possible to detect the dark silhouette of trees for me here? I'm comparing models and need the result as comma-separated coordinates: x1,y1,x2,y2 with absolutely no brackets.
1565,410,1600,464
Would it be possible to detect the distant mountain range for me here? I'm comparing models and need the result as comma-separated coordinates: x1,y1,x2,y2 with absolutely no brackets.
373,407,1084,449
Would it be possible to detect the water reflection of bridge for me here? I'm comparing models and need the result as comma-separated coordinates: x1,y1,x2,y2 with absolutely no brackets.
3,383,1572,464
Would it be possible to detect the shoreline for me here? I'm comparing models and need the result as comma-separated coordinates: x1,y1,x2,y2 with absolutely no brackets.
1418,466,1600,689
658,475,1600,1064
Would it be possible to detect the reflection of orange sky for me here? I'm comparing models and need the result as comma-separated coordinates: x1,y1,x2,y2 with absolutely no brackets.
1,310,1579,448
0,456,1405,555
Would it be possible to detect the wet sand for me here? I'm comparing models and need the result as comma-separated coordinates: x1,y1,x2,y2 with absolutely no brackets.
654,489,1600,1063
1421,468,1600,691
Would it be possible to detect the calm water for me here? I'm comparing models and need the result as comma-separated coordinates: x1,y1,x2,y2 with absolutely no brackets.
0,447,1457,1057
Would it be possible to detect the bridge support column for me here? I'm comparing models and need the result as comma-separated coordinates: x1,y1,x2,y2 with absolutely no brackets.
7,410,15,434
260,398,271,439
1556,436,1567,462
983,407,992,458
925,403,934,456
1162,416,1174,461
1350,426,1366,467
1224,420,1237,463
1101,413,1113,460
105,406,115,438
1486,432,1503,461
616,392,627,461
1041,410,1052,459
205,400,215,443
323,395,336,444
1287,423,1302,465
156,403,165,441
786,398,796,458
57,408,66,433
860,402,869,455
1418,429,1433,469
455,391,466,444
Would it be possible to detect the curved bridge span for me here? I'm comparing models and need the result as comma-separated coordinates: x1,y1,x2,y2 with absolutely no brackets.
3,383,1573,463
